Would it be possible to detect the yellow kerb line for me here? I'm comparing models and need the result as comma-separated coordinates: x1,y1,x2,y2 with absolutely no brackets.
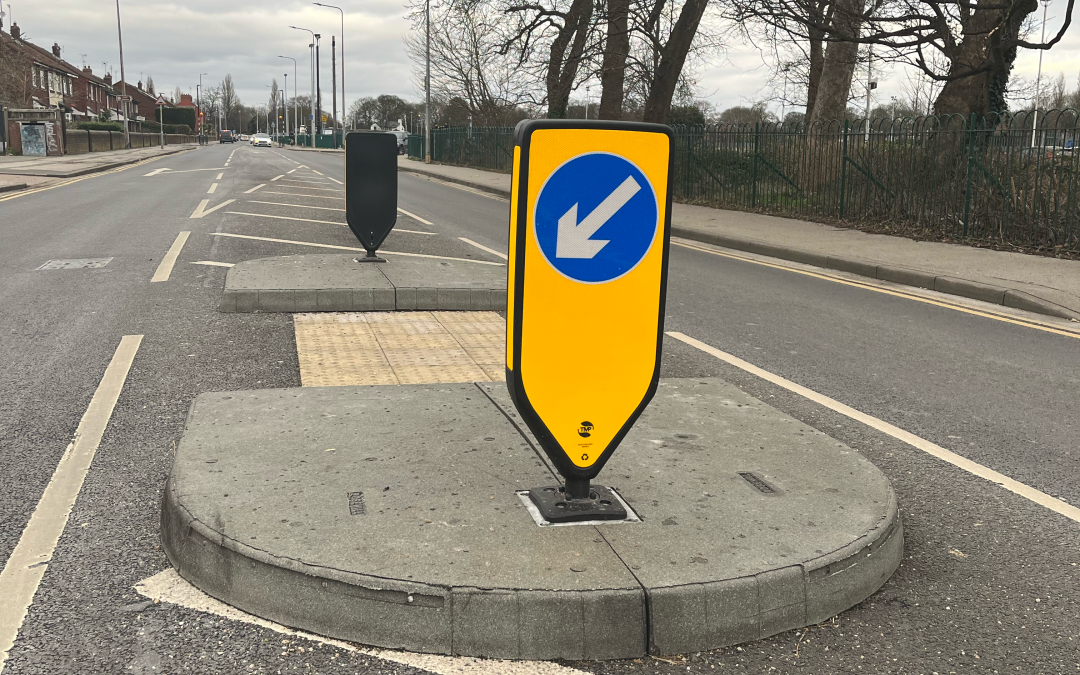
672,240,1080,340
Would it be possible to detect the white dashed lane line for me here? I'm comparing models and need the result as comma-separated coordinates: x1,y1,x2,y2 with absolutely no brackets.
151,231,191,282
209,232,502,265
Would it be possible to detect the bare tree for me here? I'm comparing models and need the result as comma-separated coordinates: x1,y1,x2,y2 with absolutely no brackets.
0,34,32,108
220,74,241,130
407,0,536,125
599,0,631,119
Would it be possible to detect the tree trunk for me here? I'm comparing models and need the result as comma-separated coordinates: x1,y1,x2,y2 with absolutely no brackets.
933,0,1036,116
804,0,827,118
546,0,594,118
809,0,863,122
642,0,710,123
599,0,630,120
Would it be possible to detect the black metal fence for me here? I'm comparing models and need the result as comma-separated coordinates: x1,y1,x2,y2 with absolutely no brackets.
409,111,1080,253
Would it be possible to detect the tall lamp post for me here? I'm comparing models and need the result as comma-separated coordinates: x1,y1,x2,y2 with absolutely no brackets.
278,56,298,140
197,72,208,142
115,0,130,148
424,0,431,163
1031,0,1051,148
290,26,318,146
314,3,345,132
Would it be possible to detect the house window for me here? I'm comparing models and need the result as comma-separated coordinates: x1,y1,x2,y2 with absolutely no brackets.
32,67,39,88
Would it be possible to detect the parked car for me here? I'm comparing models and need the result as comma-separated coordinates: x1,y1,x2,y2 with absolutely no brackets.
390,130,408,155
252,133,272,148
219,130,236,143
239,134,250,141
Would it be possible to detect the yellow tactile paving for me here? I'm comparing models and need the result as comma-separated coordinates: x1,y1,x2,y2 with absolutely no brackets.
294,311,506,386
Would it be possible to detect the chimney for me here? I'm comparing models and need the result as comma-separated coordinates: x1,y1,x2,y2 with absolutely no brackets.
104,73,112,85
83,66,93,76
11,23,20,39
137,80,142,90
52,43,61,58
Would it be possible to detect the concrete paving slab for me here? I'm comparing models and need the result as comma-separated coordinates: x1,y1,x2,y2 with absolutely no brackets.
162,378,901,660
219,254,506,312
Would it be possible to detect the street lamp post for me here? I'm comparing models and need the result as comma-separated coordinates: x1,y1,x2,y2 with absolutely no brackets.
283,73,289,144
1031,0,1051,148
314,3,345,132
424,0,431,163
197,72,208,143
115,0,130,148
279,56,298,140
290,26,318,147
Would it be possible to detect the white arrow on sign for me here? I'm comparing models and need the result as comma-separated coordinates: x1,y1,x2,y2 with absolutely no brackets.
556,175,641,259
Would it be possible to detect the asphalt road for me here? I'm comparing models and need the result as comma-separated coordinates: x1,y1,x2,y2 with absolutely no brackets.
0,142,1078,674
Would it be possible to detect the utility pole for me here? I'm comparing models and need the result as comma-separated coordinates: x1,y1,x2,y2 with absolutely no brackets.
1031,0,1050,148
315,34,322,138
332,35,338,148
424,0,431,163
314,3,345,131
115,0,130,148
279,56,297,141
864,46,873,143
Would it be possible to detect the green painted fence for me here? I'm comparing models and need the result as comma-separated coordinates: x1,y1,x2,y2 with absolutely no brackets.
408,112,1080,253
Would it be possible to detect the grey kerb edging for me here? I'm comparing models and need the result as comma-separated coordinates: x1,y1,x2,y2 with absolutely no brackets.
397,163,1080,322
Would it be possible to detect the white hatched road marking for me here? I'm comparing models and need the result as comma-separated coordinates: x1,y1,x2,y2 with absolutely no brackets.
227,210,436,235
0,336,143,672
398,208,433,225
151,231,191,282
191,261,234,267
244,184,266,194
189,199,235,219
667,331,1080,525
458,237,508,260
209,232,502,265
136,569,588,675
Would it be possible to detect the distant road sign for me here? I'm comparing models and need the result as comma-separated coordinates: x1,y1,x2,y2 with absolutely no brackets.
344,131,397,260
155,94,168,105
116,95,132,102
506,120,673,483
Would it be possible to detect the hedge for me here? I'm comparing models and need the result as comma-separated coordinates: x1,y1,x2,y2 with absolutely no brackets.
157,107,196,129
74,121,124,132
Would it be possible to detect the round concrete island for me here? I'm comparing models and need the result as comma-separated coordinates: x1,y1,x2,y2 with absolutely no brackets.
161,378,901,660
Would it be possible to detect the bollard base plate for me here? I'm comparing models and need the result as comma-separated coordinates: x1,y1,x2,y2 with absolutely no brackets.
526,484,629,524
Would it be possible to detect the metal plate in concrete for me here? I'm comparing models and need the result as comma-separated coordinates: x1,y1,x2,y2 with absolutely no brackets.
218,254,507,312
162,378,901,660
35,258,113,270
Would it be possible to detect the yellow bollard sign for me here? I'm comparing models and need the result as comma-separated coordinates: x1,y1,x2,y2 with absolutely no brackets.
506,120,673,485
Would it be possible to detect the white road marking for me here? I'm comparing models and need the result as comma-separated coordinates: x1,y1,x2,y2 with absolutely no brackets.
226,211,435,235
459,237,508,260
244,184,265,194
277,183,338,191
143,167,226,177
207,183,218,194
143,168,170,176
261,191,341,200
311,169,324,175
191,261,234,267
249,200,344,211
216,173,224,180
398,208,433,225
136,569,587,675
151,231,191,282
326,176,343,185
271,175,285,181
279,178,329,184
667,331,1080,525
287,168,297,174
190,199,236,219
209,232,503,265
226,211,345,226
0,336,143,671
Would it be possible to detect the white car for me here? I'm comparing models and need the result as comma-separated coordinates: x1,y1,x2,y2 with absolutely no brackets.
252,133,272,147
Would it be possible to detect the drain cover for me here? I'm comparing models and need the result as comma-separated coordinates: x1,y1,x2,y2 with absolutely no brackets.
36,258,113,270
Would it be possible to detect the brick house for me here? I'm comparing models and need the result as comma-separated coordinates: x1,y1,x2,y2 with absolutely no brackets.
174,93,203,132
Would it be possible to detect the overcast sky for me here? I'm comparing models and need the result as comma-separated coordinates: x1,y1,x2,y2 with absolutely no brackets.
8,0,1080,119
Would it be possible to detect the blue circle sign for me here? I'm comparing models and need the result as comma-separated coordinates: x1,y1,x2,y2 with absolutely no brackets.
534,152,659,284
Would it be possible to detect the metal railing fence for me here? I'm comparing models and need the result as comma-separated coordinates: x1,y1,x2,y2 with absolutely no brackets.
407,111,1080,252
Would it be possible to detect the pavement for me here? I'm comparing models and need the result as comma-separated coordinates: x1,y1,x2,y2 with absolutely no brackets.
396,156,1080,320
0,144,198,186
1,142,1080,674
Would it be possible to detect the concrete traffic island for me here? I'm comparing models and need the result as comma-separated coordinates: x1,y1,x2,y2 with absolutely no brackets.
161,378,901,660
218,254,507,313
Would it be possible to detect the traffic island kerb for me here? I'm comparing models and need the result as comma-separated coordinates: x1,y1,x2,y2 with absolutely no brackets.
218,254,507,312
161,378,902,660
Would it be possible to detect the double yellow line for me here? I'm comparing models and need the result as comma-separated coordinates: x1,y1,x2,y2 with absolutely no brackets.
673,239,1080,341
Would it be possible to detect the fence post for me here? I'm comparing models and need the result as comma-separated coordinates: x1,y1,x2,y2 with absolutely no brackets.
962,113,976,238
840,120,849,218
685,131,693,200
751,122,760,208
